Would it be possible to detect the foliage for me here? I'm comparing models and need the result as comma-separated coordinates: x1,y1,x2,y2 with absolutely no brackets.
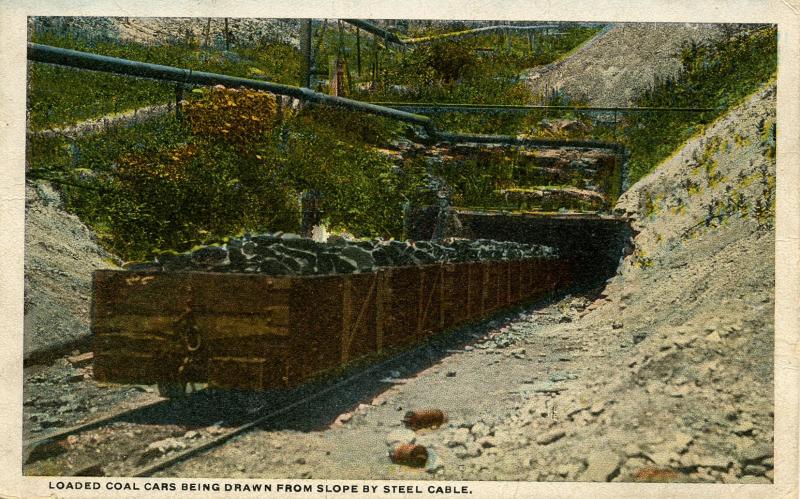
27,31,301,129
183,86,279,148
261,104,429,237
620,26,777,184
26,22,778,262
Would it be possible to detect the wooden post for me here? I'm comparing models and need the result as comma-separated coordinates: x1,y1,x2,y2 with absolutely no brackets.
341,277,352,364
175,83,184,119
299,19,313,88
224,18,230,50
356,27,362,76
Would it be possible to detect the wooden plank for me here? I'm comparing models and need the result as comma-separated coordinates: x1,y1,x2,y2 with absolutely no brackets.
205,333,289,358
416,266,425,337
383,266,421,349
341,276,353,363
191,273,291,314
93,337,179,356
287,274,343,383
512,260,523,304
92,314,179,334
375,271,385,354
439,265,446,329
464,263,473,323
506,261,513,305
93,271,193,314
418,266,440,338
93,352,186,384
341,274,378,364
195,312,290,338
207,357,267,390
443,263,471,328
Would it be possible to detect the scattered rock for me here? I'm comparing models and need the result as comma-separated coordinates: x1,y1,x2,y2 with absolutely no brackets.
447,428,471,448
536,429,566,445
690,454,731,470
742,464,767,476
589,402,605,416
733,420,755,435
581,450,622,481
334,413,353,425
737,441,772,464
454,442,482,458
386,429,416,446
66,351,94,367
425,449,445,473
147,438,186,454
670,432,693,453
470,422,490,438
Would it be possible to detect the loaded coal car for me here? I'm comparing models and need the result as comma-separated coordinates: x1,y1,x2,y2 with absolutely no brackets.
91,234,571,397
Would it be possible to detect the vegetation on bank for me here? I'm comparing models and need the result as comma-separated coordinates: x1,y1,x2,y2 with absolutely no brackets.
26,21,777,261
621,25,777,184
29,87,427,260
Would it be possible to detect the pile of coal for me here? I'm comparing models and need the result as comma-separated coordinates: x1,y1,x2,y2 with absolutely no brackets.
124,233,557,276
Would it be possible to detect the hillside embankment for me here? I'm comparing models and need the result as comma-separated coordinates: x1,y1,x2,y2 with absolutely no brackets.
24,180,118,361
524,23,735,106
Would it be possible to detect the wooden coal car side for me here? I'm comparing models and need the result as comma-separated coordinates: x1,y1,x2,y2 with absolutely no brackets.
92,258,570,394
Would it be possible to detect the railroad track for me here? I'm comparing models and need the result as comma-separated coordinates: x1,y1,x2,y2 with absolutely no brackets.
23,314,501,478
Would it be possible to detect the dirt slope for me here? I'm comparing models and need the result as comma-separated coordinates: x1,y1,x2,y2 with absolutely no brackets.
24,180,118,360
162,83,775,485
524,23,734,106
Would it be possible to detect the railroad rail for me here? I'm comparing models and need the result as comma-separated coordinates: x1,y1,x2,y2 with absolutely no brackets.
25,356,399,476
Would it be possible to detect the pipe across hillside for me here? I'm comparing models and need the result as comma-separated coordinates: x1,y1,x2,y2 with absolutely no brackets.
27,43,431,127
342,19,563,45
27,43,622,152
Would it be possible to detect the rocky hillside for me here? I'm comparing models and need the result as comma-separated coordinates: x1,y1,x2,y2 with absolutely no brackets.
24,180,118,361
524,23,736,106
30,17,300,47
453,81,777,482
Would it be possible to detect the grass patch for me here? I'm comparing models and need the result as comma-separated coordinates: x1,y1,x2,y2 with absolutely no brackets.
27,31,301,129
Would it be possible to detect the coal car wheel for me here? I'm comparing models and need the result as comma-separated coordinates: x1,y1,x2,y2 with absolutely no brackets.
157,381,189,398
